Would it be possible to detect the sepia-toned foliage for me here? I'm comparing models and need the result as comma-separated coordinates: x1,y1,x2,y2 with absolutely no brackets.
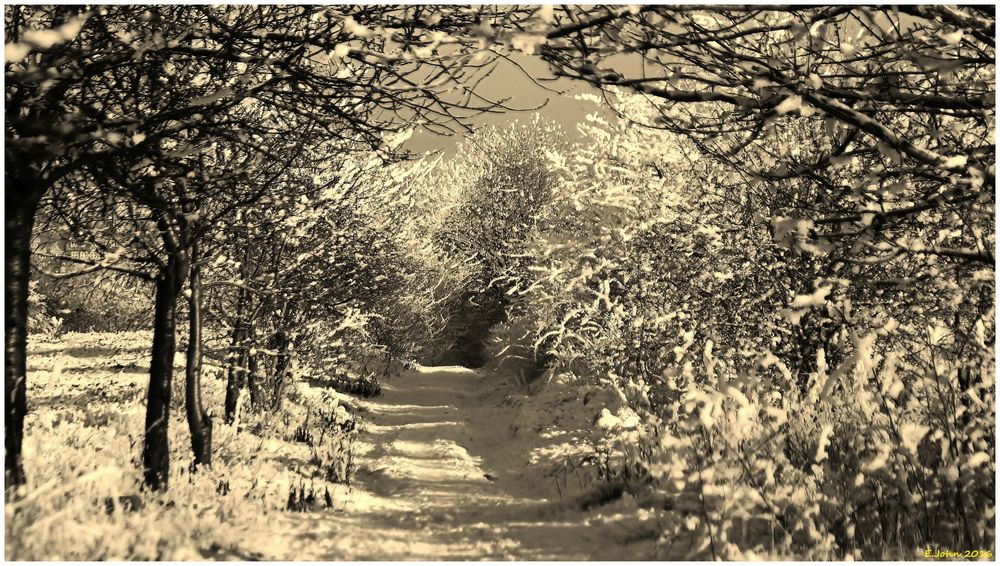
501,89,993,559
5,4,994,561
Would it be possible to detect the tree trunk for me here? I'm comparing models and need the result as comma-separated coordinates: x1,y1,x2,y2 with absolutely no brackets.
223,324,246,425
142,252,186,490
272,329,290,410
184,243,211,469
223,284,248,424
247,328,262,411
5,181,42,488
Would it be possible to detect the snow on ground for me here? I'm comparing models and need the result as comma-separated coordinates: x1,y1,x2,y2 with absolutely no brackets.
235,364,668,560
7,332,359,560
10,332,672,560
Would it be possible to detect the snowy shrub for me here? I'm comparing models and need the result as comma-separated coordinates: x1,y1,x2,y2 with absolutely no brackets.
621,323,995,559
32,270,149,333
501,91,995,559
26,280,63,339
422,118,566,366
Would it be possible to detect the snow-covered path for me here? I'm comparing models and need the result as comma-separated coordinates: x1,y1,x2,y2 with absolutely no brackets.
239,365,662,560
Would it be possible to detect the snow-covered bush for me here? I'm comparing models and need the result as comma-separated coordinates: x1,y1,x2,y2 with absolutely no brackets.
31,270,149,333
396,118,566,365
26,280,63,339
500,91,995,559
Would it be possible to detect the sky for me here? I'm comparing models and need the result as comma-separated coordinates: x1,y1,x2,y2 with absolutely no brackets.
402,52,603,156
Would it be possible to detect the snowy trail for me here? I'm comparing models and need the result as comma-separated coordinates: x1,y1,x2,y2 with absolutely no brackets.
238,365,662,560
